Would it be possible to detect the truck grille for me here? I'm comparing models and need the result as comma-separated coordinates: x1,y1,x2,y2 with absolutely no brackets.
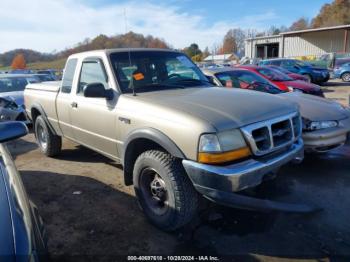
241,112,301,156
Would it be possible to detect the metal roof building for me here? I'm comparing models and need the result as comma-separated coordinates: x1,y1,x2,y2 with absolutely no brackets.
245,24,350,59
203,53,239,63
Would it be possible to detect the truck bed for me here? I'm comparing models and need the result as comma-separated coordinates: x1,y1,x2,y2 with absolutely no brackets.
24,82,61,133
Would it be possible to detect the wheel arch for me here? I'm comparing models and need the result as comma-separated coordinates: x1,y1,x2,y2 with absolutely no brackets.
340,71,350,81
30,103,58,136
122,128,186,186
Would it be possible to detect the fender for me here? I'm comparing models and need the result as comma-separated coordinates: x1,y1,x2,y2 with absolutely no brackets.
122,128,186,185
123,128,186,161
30,103,58,136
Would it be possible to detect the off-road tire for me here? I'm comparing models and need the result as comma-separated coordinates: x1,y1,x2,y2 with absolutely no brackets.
133,150,199,231
34,115,62,157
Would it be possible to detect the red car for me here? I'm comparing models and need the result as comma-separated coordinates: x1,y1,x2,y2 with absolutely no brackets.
265,65,308,82
238,65,324,97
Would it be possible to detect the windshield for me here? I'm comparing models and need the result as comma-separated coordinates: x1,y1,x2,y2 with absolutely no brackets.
257,67,293,81
268,65,291,74
110,51,211,93
0,77,28,93
214,70,284,94
295,60,312,67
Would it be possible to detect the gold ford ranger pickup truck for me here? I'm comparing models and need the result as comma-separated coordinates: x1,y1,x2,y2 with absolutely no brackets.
24,49,304,231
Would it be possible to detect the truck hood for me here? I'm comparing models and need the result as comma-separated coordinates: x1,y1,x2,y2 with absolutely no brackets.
279,92,349,121
134,87,298,130
0,91,24,106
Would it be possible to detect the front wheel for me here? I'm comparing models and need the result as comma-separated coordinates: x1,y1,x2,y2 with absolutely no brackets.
133,150,199,231
34,115,62,157
341,72,350,82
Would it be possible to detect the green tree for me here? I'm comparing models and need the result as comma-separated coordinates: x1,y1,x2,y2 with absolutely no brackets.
183,43,202,58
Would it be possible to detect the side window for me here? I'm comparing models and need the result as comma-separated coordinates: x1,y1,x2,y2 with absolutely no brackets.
271,60,281,66
78,60,108,94
281,60,293,67
61,58,78,93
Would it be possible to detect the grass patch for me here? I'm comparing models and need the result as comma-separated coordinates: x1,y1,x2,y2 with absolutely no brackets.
0,58,67,71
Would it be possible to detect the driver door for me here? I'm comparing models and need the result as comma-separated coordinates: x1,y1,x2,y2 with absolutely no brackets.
69,58,119,160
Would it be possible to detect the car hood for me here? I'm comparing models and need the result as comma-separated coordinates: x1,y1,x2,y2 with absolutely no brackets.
0,91,24,106
135,87,298,130
282,80,320,92
279,92,349,121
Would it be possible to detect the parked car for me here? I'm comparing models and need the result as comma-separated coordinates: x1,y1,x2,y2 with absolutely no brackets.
32,73,56,82
25,48,305,231
0,74,38,123
10,69,34,74
203,67,350,153
265,65,308,81
36,69,59,80
260,58,330,84
333,62,350,82
239,65,325,97
0,121,47,260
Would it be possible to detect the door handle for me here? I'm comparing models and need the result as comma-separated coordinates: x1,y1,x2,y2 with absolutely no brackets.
71,102,78,108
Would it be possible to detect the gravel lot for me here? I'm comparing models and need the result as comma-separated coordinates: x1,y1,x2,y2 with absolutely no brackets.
7,80,350,261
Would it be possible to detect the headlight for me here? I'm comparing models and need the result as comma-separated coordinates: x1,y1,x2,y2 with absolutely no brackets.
287,86,303,93
303,119,338,131
198,130,250,164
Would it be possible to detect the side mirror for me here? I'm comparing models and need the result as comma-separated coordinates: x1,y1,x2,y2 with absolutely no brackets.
83,83,113,100
0,122,28,143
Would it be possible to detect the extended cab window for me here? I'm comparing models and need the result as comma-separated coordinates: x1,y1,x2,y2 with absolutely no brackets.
78,60,108,94
61,58,77,93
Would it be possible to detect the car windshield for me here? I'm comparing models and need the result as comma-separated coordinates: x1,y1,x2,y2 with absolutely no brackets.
295,60,312,67
0,77,28,93
257,67,293,81
110,51,211,93
214,70,284,94
268,65,291,74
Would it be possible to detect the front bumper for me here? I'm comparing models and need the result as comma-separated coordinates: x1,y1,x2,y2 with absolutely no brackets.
303,117,350,152
183,139,304,207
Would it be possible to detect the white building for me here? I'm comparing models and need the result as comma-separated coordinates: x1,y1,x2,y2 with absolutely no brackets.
203,53,239,64
245,24,350,59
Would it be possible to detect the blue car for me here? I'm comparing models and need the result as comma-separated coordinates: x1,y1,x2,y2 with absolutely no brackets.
0,122,47,261
260,59,330,84
333,62,350,82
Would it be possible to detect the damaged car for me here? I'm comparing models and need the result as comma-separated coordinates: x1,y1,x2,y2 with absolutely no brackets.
203,68,350,153
0,75,38,123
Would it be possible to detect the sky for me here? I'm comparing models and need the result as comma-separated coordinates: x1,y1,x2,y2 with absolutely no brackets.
0,0,333,53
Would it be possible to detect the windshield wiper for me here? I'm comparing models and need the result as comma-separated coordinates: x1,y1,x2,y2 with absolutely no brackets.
172,78,211,86
132,83,185,92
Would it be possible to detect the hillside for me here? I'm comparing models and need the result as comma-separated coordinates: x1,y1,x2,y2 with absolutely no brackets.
0,31,169,70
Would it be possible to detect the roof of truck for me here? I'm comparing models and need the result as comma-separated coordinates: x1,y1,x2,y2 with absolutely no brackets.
69,48,180,58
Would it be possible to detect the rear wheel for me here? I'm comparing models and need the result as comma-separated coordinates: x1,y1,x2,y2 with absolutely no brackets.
341,72,350,82
133,150,199,231
34,115,61,157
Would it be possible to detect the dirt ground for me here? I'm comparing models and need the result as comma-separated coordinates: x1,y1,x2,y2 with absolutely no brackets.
7,80,350,261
